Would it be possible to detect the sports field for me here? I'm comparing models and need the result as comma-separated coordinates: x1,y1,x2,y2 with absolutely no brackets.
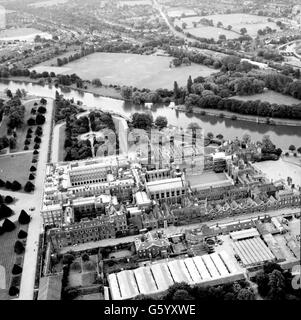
36,52,217,90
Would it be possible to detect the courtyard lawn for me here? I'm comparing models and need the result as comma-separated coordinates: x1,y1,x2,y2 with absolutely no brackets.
254,158,301,189
186,171,232,189
232,90,301,106
0,222,28,300
178,13,281,39
0,152,33,187
36,52,218,90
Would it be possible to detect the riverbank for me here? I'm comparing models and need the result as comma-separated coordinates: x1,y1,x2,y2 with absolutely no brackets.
3,76,301,127
173,105,301,127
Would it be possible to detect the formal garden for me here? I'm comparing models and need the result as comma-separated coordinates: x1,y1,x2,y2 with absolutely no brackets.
0,210,31,300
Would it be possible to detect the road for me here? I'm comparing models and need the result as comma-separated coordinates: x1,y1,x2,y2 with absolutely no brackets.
16,98,54,300
153,0,190,42
60,207,300,254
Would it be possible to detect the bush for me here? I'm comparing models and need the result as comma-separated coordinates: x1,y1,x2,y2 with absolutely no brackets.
14,240,25,254
2,218,16,232
18,230,28,239
18,210,31,225
8,286,19,296
4,195,14,204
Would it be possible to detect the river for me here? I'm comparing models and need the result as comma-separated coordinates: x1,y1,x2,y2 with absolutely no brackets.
1,80,301,150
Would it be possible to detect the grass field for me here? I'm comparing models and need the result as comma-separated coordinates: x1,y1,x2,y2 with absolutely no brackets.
35,52,218,90
177,13,280,39
0,28,51,41
232,90,301,105
0,152,33,186
0,222,28,300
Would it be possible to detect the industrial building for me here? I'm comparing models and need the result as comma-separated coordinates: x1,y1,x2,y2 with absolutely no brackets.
108,251,245,300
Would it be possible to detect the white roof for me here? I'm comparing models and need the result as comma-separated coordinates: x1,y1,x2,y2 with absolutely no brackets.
133,267,157,295
230,228,260,241
135,191,151,206
146,177,184,193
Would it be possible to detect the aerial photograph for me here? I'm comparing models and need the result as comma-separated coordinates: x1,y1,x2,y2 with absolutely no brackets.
0,0,300,308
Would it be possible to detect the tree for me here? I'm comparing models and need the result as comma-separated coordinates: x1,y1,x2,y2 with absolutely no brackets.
227,25,232,30
121,86,133,100
30,166,37,172
132,113,153,130
6,89,13,98
182,22,187,29
18,230,28,239
11,181,21,191
40,98,47,105
172,289,194,300
36,114,45,125
12,264,23,275
0,179,5,188
14,240,25,254
155,116,168,130
33,150,39,155
18,210,31,224
237,288,255,300
81,253,90,262
2,218,16,232
24,181,35,192
242,133,251,145
34,143,40,150
5,181,12,189
173,81,180,99
187,75,193,94
8,286,19,296
240,27,247,35
0,203,13,219
27,118,36,126
29,173,35,180
255,270,270,297
92,78,102,87
4,195,14,204
37,106,46,114
267,270,286,300
289,145,296,152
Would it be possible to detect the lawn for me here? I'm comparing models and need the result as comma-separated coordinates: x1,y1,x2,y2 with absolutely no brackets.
232,90,301,106
0,28,51,41
0,152,33,186
58,123,66,162
35,52,218,90
186,171,232,189
178,14,280,38
0,98,44,153
0,222,28,300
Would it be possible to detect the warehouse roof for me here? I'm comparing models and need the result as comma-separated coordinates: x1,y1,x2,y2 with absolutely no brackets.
108,251,244,299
